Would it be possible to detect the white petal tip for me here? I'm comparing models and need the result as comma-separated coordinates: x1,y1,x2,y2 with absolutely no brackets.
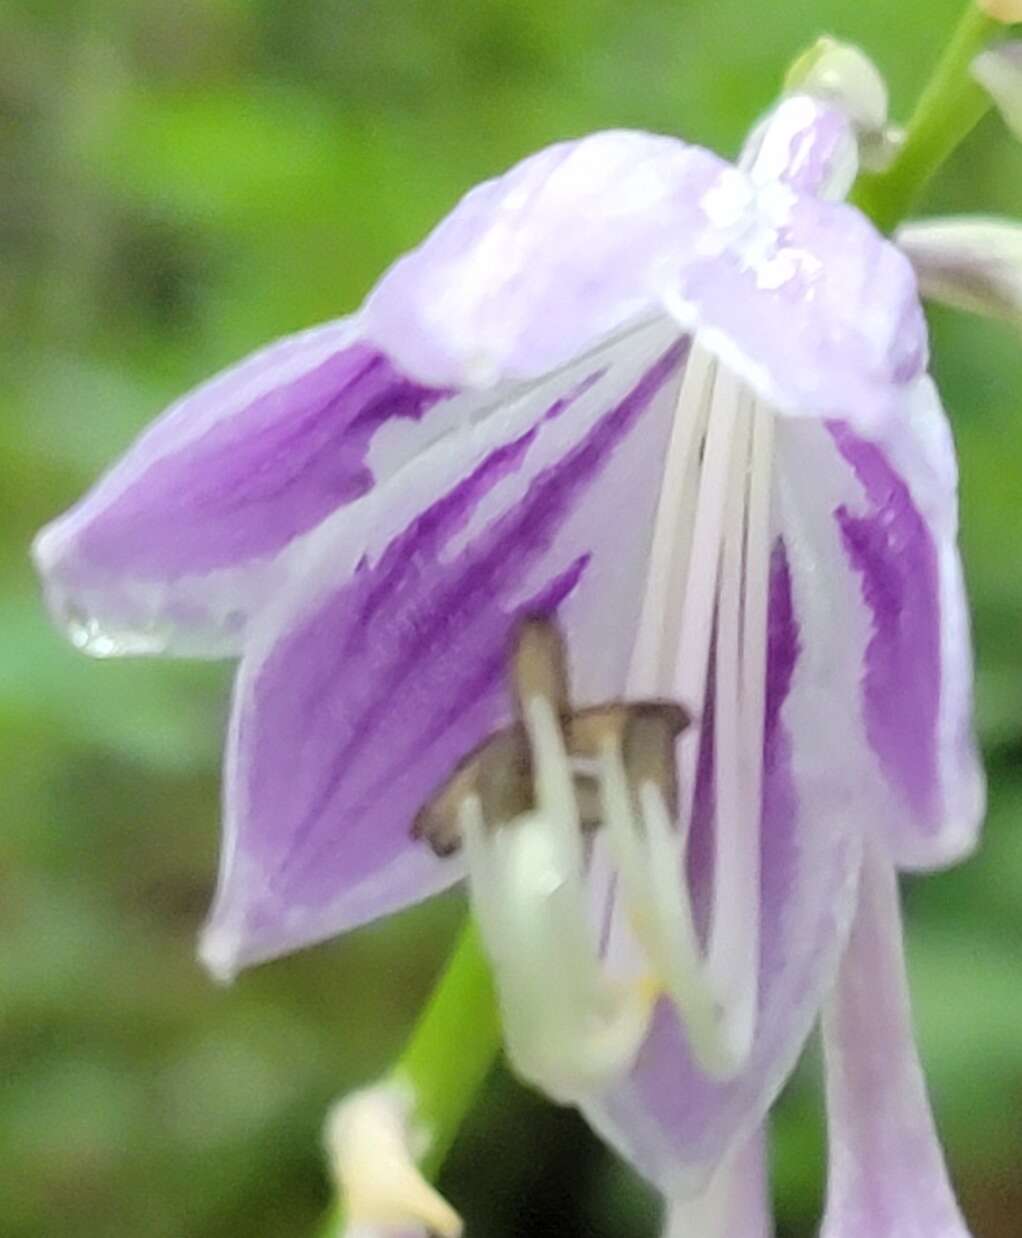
198,922,243,984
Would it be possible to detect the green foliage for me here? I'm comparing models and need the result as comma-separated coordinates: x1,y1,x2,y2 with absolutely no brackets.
2,2,1020,1235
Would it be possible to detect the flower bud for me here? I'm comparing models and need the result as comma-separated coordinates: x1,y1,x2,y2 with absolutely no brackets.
896,216,1022,327
973,42,1022,140
785,37,902,171
324,1082,462,1238
977,0,1022,23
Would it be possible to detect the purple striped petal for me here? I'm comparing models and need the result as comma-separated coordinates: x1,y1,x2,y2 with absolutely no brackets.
200,325,688,977
361,130,926,433
772,377,982,873
33,318,459,658
581,545,862,1196
830,378,983,869
820,843,972,1238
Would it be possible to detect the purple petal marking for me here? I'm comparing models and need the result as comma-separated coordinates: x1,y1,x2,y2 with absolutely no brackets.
65,346,448,579
33,320,466,657
776,388,981,872
46,341,445,581
201,343,686,974
820,844,972,1238
831,422,940,827
587,544,861,1196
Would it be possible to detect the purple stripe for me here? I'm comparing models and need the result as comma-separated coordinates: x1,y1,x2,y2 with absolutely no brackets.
238,343,686,903
76,344,450,577
830,422,940,826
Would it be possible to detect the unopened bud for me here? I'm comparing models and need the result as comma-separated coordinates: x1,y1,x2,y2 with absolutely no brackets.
977,0,1022,23
785,37,902,171
324,1082,462,1238
896,216,1022,327
973,43,1022,140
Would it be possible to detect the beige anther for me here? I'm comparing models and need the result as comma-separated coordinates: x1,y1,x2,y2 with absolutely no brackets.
412,617,690,856
511,615,570,716
621,705,689,820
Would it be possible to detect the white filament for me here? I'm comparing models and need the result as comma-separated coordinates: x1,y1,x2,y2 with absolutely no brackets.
599,738,740,1077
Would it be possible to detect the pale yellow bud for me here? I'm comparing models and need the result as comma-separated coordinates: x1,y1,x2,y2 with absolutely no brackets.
977,0,1022,23
324,1082,462,1238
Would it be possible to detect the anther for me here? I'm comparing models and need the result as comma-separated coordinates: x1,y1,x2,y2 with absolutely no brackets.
410,618,702,1100
413,617,690,856
620,704,689,820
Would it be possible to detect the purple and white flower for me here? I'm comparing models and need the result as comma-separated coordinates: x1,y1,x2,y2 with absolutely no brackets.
34,70,985,1236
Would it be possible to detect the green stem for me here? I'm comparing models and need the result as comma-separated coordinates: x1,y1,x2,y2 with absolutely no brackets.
398,917,502,1176
852,4,1001,231
320,918,501,1237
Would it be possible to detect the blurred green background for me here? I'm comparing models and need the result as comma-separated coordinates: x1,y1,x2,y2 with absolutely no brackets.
1,2,1020,1235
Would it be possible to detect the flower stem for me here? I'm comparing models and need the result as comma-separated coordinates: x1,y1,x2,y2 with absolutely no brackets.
320,918,501,1236
852,3,1002,231
399,917,502,1176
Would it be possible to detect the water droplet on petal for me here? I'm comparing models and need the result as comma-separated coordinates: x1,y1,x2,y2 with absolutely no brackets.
60,600,169,658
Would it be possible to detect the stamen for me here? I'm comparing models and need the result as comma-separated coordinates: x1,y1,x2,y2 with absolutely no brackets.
454,625,659,1101
513,614,571,716
418,358,779,1105
598,726,741,1077
460,727,651,1103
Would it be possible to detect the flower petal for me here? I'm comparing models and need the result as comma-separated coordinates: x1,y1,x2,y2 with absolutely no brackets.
973,42,1022,140
360,131,925,432
661,1129,773,1238
801,378,982,868
820,843,972,1238
580,544,862,1196
32,318,466,658
199,323,689,977
896,216,1022,327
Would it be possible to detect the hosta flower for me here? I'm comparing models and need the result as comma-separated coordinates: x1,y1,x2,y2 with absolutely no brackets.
34,75,983,1234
